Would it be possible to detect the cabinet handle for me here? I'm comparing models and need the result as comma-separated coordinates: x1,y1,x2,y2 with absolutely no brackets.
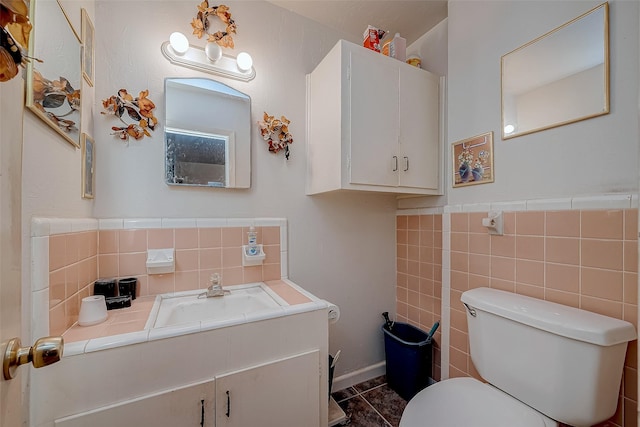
392,156,398,171
200,399,205,427
226,390,230,418
404,157,409,171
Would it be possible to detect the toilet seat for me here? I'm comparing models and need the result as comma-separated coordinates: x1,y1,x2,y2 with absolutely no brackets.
399,377,558,427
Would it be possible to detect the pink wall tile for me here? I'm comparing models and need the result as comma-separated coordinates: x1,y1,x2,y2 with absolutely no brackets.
419,262,434,280
491,235,516,258
175,249,199,271
468,254,490,276
65,234,80,265
420,215,433,230
407,260,420,277
175,228,199,249
148,229,174,249
516,211,544,236
397,243,408,260
451,213,468,232
263,263,282,281
515,236,544,261
624,272,638,305
468,233,490,255
65,264,79,297
450,251,468,273
397,229,408,245
221,227,242,247
49,270,66,307
98,254,118,278
99,230,119,254
516,283,544,300
503,212,516,235
243,265,263,283
582,210,624,240
545,237,580,265
468,213,486,233
450,271,469,292
468,274,490,289
545,263,580,293
434,215,442,231
450,232,468,252
624,241,638,273
407,245,419,262
624,210,638,241
200,228,222,248
490,278,515,292
397,216,408,230
118,230,147,253
407,215,420,230
581,268,623,301
77,232,96,260
148,274,175,294
175,271,199,292
420,246,434,263
49,235,66,271
200,248,222,269
407,275,419,293
581,296,623,319
546,210,580,237
515,259,544,286
222,267,244,285
407,230,419,246
582,239,623,270
118,253,147,277
420,230,434,247
262,227,280,245
222,247,242,268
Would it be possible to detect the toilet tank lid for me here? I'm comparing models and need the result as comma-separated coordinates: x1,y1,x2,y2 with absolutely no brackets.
461,288,636,346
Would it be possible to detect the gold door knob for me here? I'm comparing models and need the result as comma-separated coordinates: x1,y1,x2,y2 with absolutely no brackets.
3,336,64,380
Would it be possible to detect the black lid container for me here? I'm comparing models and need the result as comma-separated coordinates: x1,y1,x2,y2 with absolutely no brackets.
93,279,117,298
118,277,138,300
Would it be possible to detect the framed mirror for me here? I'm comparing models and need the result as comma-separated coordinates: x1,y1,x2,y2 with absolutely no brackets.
501,2,608,140
164,78,251,188
26,0,82,148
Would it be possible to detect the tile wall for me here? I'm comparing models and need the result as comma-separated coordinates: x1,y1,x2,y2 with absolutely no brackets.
441,208,637,427
396,213,443,381
39,219,285,337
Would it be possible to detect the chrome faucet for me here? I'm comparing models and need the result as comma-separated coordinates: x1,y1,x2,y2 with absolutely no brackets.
199,273,229,298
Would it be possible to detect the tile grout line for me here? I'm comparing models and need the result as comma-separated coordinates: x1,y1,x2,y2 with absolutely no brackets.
358,393,394,427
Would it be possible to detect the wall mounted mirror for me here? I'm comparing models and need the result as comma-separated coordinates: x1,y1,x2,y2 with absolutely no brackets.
165,78,251,188
26,0,82,148
501,2,608,140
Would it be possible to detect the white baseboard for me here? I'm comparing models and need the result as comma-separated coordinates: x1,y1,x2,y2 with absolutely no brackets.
331,361,386,392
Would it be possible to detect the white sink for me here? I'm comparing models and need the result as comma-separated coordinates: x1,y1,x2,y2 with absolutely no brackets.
148,283,284,328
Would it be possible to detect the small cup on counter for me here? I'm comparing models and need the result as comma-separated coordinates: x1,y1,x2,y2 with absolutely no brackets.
78,295,108,326
93,278,117,298
118,277,138,300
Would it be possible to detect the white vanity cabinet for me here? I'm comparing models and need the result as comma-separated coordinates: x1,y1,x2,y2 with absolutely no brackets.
215,350,320,426
54,351,320,427
306,39,442,195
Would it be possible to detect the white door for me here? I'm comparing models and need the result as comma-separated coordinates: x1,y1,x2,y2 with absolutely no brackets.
349,48,399,187
398,66,440,190
215,350,320,427
0,76,25,426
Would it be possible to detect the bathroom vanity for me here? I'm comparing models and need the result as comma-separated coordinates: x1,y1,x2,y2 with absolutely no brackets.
29,280,330,427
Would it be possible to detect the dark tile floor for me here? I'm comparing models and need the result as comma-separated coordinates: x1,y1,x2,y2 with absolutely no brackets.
331,375,407,427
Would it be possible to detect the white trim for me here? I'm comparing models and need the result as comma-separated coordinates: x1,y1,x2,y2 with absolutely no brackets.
331,361,386,392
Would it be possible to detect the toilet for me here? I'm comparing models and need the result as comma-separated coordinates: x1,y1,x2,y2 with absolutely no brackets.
400,287,637,427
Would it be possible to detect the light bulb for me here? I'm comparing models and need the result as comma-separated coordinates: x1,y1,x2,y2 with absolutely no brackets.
504,124,515,134
236,52,253,72
169,32,189,55
205,42,222,62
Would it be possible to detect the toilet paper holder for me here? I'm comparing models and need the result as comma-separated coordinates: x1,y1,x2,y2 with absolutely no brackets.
482,211,503,235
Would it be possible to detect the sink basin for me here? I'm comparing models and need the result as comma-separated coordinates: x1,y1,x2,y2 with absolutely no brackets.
149,283,284,328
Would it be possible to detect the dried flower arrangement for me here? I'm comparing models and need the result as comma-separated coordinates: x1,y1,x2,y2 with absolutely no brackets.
101,89,158,141
0,0,33,82
191,1,236,48
258,112,293,160
31,70,80,133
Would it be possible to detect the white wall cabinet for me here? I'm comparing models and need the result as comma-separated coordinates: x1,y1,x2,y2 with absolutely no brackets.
306,39,442,195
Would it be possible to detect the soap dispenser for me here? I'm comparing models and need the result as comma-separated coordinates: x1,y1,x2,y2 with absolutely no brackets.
246,226,258,256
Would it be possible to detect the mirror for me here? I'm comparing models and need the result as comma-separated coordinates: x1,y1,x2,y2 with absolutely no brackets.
26,0,82,148
165,78,251,188
501,2,608,139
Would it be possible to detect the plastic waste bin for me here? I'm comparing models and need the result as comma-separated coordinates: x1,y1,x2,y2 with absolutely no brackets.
382,322,432,401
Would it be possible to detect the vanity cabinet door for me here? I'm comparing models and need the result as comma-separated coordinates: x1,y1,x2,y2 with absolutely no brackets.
215,350,320,427
54,380,215,427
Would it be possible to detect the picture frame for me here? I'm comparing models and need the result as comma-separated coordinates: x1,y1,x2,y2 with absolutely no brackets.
26,0,82,148
452,131,494,188
81,133,95,199
81,8,94,87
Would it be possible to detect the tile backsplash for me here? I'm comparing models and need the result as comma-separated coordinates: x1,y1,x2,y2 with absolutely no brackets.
32,218,287,337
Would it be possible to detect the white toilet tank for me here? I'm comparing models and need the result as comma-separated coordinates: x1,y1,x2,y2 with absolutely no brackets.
461,288,636,427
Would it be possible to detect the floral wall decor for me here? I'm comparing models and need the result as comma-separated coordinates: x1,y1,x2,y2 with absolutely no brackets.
0,0,32,82
258,112,293,160
191,1,236,48
32,70,80,133
452,131,494,187
101,89,158,142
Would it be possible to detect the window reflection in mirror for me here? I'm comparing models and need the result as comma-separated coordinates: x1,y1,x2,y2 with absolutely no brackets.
501,2,608,139
164,78,251,188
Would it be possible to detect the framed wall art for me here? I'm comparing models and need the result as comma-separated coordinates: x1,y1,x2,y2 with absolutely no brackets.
452,131,494,188
81,133,95,198
81,8,94,86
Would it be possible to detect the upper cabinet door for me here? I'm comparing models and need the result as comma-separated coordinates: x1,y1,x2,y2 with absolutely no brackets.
348,48,399,187
398,66,440,190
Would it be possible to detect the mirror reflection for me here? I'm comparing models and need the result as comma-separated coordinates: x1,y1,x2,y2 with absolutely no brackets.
501,2,608,139
165,78,251,188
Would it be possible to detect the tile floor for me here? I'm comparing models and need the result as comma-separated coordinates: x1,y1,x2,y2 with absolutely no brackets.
331,376,407,427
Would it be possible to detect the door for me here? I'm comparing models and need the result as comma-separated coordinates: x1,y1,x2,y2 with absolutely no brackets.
349,48,399,187
215,350,320,427
0,75,25,426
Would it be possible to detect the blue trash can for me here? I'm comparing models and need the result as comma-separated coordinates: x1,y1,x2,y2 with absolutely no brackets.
382,323,432,401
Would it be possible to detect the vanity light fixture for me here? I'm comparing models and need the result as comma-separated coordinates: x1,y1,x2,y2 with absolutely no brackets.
161,32,255,82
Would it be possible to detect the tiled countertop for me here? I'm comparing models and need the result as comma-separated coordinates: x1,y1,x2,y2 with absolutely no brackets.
61,279,319,357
